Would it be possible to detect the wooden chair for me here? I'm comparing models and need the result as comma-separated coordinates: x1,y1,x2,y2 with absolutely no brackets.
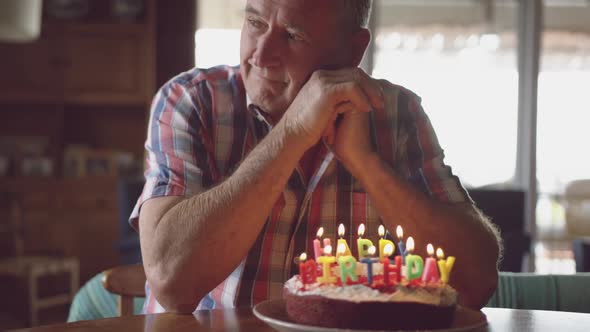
0,192,79,326
101,264,146,316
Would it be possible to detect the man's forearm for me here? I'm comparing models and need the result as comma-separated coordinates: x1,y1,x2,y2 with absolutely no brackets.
346,153,500,309
145,119,308,311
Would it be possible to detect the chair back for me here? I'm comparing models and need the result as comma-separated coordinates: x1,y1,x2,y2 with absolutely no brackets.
102,264,146,316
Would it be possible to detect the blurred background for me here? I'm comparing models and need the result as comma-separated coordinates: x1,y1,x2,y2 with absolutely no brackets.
0,0,589,329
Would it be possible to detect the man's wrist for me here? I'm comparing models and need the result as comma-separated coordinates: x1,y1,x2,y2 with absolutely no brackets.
340,151,382,182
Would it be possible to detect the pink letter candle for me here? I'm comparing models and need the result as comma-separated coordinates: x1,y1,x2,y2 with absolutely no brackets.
338,255,358,284
437,248,456,284
313,227,324,261
356,224,374,259
378,225,395,260
422,244,440,283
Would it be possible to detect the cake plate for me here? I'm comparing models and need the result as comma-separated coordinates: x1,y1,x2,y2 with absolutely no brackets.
253,299,488,332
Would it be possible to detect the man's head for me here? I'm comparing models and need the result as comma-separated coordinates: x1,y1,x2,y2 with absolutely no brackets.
240,0,372,121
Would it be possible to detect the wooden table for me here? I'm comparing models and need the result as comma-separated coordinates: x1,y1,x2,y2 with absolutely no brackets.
9,307,590,332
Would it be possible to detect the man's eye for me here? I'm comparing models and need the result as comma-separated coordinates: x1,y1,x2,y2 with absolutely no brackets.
248,18,263,29
287,32,303,41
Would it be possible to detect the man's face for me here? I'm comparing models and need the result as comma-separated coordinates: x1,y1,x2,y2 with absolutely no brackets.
240,0,355,120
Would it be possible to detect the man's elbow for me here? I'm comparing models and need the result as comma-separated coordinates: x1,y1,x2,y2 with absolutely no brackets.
459,266,498,309
145,265,202,313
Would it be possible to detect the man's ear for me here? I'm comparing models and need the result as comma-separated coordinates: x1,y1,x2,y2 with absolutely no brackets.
351,28,371,67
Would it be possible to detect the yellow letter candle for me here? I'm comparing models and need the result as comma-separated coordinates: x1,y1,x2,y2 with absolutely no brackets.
422,244,440,283
405,237,424,281
317,245,337,284
378,225,395,260
437,248,456,284
336,223,352,258
356,224,374,259
338,255,358,284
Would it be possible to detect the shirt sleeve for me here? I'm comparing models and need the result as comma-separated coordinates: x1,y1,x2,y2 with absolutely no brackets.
402,93,470,204
129,78,215,230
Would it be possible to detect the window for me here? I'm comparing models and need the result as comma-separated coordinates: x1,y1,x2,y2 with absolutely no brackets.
195,0,242,68
194,0,590,272
372,0,519,188
535,3,590,273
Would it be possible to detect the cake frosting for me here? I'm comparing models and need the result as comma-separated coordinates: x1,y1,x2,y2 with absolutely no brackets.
284,274,458,306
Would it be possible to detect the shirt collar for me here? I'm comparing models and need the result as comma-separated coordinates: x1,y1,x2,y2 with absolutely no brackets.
246,93,273,129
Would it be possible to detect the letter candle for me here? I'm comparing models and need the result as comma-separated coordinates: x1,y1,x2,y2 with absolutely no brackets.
317,245,337,284
422,244,440,283
404,237,424,281
381,243,394,285
396,225,407,263
360,245,379,286
437,248,456,284
298,253,317,285
356,224,374,259
338,255,358,284
378,225,395,260
313,227,324,261
336,223,352,258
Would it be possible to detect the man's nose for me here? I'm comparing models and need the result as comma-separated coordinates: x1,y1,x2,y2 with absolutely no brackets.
251,30,282,68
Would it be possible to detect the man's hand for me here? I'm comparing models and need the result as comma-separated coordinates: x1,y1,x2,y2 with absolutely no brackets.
328,105,375,173
282,68,384,149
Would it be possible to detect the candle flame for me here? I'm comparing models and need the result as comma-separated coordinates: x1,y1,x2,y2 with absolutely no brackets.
338,223,345,238
357,224,365,237
436,248,445,259
316,227,324,238
396,225,403,239
368,245,376,256
324,245,333,256
406,236,415,253
427,244,434,256
378,225,385,238
337,243,346,255
384,243,394,256
299,252,307,262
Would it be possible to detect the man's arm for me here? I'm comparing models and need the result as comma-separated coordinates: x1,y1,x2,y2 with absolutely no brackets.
347,154,500,309
139,118,308,313
330,80,500,309
139,68,384,313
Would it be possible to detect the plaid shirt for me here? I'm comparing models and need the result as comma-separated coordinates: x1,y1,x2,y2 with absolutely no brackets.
129,65,469,313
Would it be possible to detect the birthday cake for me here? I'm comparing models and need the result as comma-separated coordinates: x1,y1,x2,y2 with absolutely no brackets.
283,224,459,330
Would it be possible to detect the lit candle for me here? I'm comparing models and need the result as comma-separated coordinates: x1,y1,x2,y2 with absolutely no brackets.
317,245,337,284
356,224,374,260
338,255,358,284
404,237,424,282
378,225,395,260
298,253,318,285
437,248,456,284
360,245,379,286
422,244,440,283
391,255,403,283
381,243,395,285
313,227,324,261
396,225,407,263
336,223,352,258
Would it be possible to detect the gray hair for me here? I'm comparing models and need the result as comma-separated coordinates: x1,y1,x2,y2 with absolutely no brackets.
342,0,373,29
